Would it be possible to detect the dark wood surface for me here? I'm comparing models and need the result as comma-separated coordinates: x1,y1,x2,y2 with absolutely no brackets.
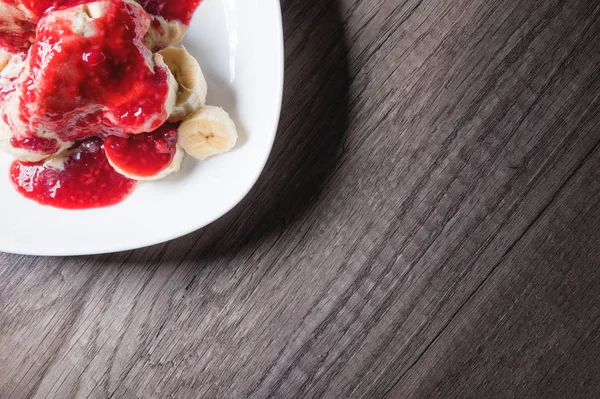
2,0,600,397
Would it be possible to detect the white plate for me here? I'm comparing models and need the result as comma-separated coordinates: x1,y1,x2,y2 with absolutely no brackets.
0,0,284,256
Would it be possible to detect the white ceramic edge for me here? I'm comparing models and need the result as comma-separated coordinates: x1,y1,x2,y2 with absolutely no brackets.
3,1,284,257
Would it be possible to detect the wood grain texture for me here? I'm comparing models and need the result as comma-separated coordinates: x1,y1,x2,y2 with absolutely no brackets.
2,0,600,397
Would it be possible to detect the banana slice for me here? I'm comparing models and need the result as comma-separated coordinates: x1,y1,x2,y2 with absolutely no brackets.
178,105,238,160
104,124,184,181
108,143,184,181
158,46,207,122
144,16,187,51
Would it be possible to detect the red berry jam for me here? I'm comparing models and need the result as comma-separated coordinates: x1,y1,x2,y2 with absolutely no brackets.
8,0,201,22
10,138,136,209
0,20,35,53
0,0,202,52
0,0,204,209
0,0,84,53
136,0,202,24
1,0,86,18
10,136,61,155
105,123,178,178
13,0,171,148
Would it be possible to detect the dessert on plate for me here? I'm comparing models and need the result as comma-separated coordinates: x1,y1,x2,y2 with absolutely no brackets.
0,0,238,209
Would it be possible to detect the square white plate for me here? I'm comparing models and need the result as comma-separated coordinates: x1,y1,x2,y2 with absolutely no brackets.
0,0,284,256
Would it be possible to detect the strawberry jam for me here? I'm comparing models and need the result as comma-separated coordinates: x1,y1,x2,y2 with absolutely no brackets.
13,0,171,148
0,0,204,209
0,0,203,52
10,138,136,209
1,0,85,18
0,0,202,51
0,0,85,53
2,0,201,22
0,20,35,53
105,123,178,178
136,0,202,24
10,136,61,155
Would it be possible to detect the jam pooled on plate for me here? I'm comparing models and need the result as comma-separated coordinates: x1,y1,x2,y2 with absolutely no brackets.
10,137,136,209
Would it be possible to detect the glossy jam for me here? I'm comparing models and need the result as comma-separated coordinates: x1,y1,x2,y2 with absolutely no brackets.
0,0,202,51
3,0,200,21
0,0,201,40
0,20,35,53
137,0,202,24
1,0,85,17
12,0,170,150
10,138,136,209
0,0,83,52
105,123,178,178
10,135,60,155
1,0,203,209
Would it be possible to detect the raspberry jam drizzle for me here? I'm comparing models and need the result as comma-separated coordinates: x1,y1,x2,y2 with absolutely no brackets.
136,0,202,24
12,0,171,150
105,123,178,178
0,0,203,209
0,20,35,53
4,0,201,22
10,138,136,209
0,0,86,53
1,0,87,18
10,135,60,155
0,0,202,52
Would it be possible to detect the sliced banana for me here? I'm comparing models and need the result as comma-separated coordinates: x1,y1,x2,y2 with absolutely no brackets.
154,52,178,124
178,106,238,160
107,143,185,181
144,17,187,52
158,46,207,122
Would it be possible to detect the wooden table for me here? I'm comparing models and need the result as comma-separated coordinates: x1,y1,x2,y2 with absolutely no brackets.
2,0,600,397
